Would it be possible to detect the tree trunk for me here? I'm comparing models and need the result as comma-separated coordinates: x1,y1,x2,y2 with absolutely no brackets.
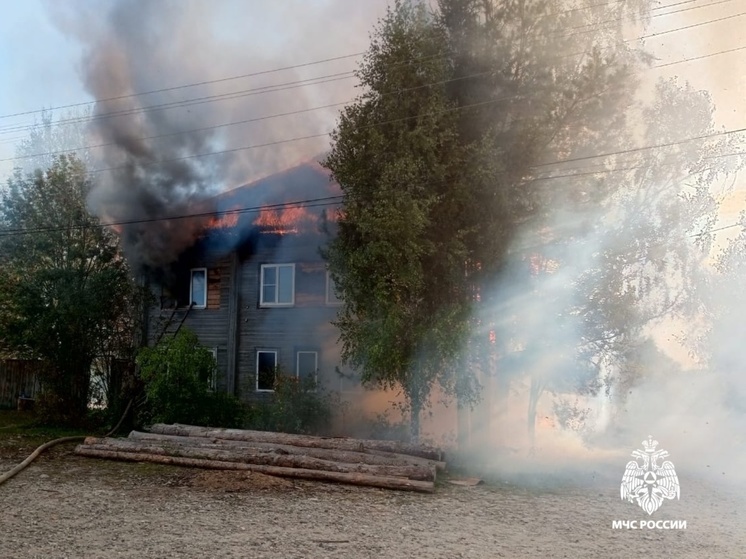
147,424,443,461
81,437,434,481
127,431,444,470
74,447,435,493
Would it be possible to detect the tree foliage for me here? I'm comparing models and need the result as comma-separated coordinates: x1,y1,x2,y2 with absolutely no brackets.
324,2,475,440
325,0,739,444
136,328,245,427
0,155,135,424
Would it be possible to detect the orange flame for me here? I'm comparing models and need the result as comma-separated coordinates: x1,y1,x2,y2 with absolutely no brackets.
206,209,240,230
253,205,317,234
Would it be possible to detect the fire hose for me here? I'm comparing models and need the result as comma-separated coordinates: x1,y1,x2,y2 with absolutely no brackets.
0,399,133,487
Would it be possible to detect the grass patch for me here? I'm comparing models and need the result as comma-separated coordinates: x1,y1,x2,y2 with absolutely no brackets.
0,410,89,447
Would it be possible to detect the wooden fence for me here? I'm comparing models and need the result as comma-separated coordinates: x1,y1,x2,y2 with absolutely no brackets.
0,359,43,409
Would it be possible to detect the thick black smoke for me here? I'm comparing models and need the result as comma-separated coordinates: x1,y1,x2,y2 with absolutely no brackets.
49,0,388,269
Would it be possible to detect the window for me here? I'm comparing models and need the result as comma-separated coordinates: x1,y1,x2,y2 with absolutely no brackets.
260,264,295,306
326,271,342,305
296,351,318,384
190,268,207,308
256,350,278,391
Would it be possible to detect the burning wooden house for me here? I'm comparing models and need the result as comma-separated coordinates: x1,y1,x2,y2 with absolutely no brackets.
143,161,357,403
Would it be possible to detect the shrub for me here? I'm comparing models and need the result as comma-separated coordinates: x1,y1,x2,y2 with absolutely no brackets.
136,328,245,427
244,371,336,435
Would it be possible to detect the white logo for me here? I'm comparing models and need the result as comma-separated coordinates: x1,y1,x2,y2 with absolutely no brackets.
620,436,680,515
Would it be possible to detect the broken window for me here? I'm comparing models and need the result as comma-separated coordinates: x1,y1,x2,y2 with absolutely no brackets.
260,264,295,306
256,350,277,391
190,268,207,308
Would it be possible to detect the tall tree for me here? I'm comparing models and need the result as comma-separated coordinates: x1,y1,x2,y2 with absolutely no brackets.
326,0,738,446
0,155,135,424
324,2,477,441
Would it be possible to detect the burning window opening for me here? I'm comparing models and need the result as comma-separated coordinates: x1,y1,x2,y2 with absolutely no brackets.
253,205,319,235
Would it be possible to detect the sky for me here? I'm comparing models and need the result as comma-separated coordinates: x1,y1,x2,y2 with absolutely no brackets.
0,1,744,184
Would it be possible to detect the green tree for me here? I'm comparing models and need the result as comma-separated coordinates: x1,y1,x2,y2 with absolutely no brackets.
323,2,476,441
0,155,134,424
326,0,736,447
136,328,245,427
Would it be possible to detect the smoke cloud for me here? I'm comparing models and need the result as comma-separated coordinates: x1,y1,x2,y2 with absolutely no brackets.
48,0,389,269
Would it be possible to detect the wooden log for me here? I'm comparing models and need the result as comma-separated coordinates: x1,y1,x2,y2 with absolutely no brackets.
127,431,445,470
81,437,434,481
148,423,443,461
74,446,434,493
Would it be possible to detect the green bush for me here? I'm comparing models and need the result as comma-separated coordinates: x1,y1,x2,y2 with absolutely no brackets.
136,328,245,427
244,371,336,435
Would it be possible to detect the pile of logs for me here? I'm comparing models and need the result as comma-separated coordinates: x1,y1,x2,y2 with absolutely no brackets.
74,424,445,493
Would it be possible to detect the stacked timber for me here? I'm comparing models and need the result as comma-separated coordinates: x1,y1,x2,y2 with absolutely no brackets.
74,424,445,493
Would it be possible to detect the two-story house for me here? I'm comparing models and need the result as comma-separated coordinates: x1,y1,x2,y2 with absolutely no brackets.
145,161,362,401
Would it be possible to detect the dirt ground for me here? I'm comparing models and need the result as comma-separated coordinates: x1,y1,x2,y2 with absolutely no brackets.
1,441,745,559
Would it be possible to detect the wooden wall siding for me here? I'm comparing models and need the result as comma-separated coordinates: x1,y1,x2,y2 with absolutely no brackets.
206,267,221,309
147,254,234,393
0,360,43,408
235,240,343,401
146,234,349,403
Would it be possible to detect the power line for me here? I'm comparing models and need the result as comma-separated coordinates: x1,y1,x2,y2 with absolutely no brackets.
7,31,746,165
639,8,746,39
0,51,453,137
0,52,366,122
654,44,746,67
565,0,737,37
0,195,344,237
2,68,498,164
3,2,741,137
654,0,737,17
83,97,520,176
532,127,746,170
0,72,356,136
0,2,641,124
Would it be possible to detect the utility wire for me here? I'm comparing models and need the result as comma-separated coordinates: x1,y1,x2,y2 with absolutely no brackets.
0,195,344,236
0,52,365,121
2,2,742,137
0,1,635,122
532,127,746,170
2,68,499,164
0,72,356,136
639,8,746,39
655,44,746,67
0,51,452,137
6,32,746,165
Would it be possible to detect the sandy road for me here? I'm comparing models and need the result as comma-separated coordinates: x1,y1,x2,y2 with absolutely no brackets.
0,446,744,559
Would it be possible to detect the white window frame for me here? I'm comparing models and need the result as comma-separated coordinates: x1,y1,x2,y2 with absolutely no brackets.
260,264,295,307
256,350,278,392
190,268,207,309
325,270,343,306
207,348,217,391
296,350,318,384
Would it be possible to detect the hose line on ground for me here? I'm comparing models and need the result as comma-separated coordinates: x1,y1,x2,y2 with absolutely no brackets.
0,399,133,487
